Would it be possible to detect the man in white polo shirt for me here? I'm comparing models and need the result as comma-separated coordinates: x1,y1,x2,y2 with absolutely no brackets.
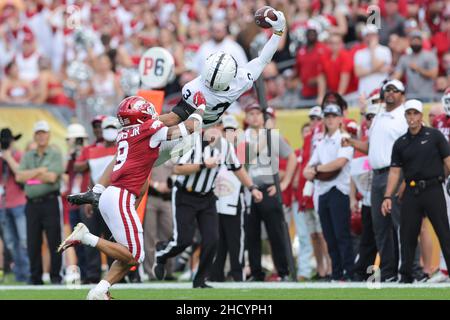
354,24,392,96
343,79,408,281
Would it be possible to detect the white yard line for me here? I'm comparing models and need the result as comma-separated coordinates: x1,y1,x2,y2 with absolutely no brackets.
1,282,450,290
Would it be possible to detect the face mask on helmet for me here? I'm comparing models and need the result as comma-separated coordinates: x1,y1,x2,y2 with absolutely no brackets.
103,128,118,142
442,94,450,116
202,52,237,91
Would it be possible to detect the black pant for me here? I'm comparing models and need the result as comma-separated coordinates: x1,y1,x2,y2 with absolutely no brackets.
246,187,289,279
399,184,450,281
81,206,112,282
210,207,245,282
156,188,218,286
26,196,62,284
318,187,354,280
353,205,378,280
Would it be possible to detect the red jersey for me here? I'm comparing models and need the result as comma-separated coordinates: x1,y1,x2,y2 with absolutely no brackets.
321,49,354,94
111,119,165,196
432,114,450,141
296,43,331,98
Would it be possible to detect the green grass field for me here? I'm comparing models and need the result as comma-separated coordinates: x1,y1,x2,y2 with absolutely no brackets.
1,285,450,300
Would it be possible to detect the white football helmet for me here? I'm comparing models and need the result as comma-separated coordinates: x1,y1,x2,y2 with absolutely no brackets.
202,51,237,91
442,88,450,116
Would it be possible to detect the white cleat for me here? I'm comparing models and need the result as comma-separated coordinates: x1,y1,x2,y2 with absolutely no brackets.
426,270,450,283
58,223,89,253
87,288,112,300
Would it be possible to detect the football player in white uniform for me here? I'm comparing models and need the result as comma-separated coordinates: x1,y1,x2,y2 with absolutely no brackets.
67,11,286,207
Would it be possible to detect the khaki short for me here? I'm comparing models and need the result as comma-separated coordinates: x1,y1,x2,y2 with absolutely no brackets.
303,208,322,235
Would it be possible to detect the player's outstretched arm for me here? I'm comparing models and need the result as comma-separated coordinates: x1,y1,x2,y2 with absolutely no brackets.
245,10,286,81
149,92,206,149
165,91,205,140
159,112,182,127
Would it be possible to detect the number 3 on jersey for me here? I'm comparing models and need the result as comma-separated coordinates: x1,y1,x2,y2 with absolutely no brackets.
113,141,129,171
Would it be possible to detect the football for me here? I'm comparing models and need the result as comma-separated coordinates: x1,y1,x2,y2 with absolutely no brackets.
315,169,341,181
254,6,277,29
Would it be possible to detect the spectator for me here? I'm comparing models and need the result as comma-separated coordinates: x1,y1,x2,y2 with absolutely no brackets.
428,103,445,127
321,33,354,97
430,12,450,76
210,115,252,282
274,68,302,109
263,62,282,103
379,0,406,45
143,162,176,281
193,20,248,75
295,21,330,103
342,80,410,282
0,60,34,104
350,103,378,281
15,28,40,83
74,116,118,284
16,120,64,285
35,57,74,107
63,123,90,283
304,104,355,281
292,123,315,281
90,54,123,115
0,128,30,283
393,31,439,101
244,101,297,281
354,24,392,96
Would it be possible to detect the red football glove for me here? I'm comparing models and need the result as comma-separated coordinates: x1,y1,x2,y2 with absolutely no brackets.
193,91,206,109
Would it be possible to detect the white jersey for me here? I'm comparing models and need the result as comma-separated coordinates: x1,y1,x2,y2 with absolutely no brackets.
181,67,254,127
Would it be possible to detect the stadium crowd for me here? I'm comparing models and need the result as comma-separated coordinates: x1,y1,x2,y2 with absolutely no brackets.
1,0,450,285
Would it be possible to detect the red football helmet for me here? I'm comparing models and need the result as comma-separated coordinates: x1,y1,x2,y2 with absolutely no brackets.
116,96,158,127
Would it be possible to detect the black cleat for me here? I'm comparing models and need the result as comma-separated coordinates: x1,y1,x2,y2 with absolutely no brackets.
193,283,213,289
153,263,166,280
67,189,100,208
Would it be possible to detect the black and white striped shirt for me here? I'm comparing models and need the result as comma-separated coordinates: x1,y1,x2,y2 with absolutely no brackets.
175,134,241,194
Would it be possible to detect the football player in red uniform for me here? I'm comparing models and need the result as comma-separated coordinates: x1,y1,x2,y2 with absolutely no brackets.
58,93,206,299
432,88,450,141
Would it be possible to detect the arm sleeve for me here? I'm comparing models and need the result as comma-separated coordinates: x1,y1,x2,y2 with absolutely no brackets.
395,56,406,75
277,135,293,159
245,33,282,80
171,99,197,121
436,130,450,159
50,151,65,175
18,152,29,170
149,126,169,148
337,146,354,161
390,140,403,167
308,148,319,166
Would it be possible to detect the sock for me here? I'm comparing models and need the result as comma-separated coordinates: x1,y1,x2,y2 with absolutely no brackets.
93,184,105,194
82,233,99,247
95,280,111,293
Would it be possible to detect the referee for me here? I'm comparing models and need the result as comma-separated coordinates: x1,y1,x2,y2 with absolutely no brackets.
382,99,450,283
154,128,262,288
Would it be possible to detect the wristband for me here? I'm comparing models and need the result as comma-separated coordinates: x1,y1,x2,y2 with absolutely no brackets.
383,196,392,201
197,104,206,111
274,30,283,36
188,113,203,122
93,184,106,194
249,184,259,192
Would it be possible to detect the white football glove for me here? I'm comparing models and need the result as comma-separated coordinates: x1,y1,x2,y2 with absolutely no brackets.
265,10,286,34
